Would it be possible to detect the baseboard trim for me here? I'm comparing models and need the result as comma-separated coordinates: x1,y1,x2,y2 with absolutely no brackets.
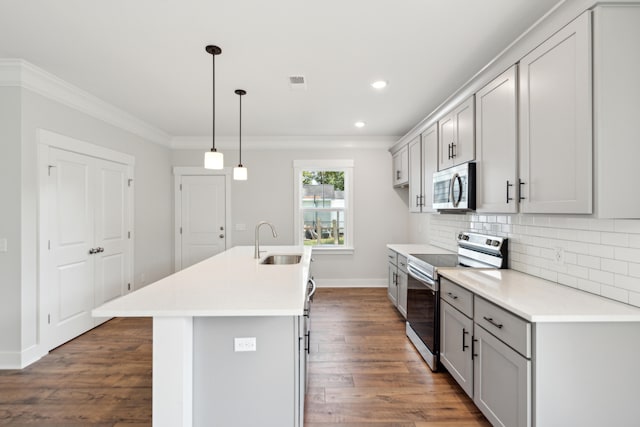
315,278,387,288
0,345,46,370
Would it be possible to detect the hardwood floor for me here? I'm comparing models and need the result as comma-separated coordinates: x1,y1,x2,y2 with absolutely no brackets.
0,317,152,426
305,288,490,427
0,288,489,426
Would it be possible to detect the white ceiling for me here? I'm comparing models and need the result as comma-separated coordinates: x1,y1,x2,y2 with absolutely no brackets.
0,0,562,143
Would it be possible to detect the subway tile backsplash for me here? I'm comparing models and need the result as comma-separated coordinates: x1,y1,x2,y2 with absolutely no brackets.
413,213,640,308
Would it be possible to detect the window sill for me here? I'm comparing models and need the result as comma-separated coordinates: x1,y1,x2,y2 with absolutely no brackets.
307,246,355,255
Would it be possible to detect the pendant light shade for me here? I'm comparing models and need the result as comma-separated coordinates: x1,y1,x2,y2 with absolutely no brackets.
204,45,224,169
233,89,248,181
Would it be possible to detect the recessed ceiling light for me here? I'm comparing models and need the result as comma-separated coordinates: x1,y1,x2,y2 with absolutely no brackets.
371,80,387,89
354,121,366,128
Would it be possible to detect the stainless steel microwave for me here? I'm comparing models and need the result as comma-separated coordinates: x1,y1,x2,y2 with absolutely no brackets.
432,162,476,211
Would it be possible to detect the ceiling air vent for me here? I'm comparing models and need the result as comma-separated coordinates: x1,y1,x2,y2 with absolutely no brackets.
289,75,307,91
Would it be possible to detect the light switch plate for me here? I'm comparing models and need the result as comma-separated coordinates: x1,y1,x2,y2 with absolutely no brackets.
0,238,7,252
234,337,256,352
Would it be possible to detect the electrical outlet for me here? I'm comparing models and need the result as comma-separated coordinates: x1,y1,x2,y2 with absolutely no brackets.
553,247,564,265
234,337,257,352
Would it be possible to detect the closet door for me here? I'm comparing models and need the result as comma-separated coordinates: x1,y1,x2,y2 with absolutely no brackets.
94,159,131,313
44,147,133,349
46,148,95,350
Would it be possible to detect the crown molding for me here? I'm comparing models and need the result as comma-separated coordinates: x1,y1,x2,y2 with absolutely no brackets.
171,135,398,151
0,59,171,146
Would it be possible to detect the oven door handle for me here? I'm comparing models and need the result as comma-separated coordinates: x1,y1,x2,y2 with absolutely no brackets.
407,265,437,290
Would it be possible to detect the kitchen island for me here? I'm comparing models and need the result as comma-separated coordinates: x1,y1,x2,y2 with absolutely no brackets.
93,245,312,427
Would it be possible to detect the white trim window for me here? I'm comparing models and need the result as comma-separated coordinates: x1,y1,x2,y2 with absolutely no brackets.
293,160,354,253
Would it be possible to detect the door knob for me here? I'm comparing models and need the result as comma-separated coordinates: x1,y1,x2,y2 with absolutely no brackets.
219,234,225,238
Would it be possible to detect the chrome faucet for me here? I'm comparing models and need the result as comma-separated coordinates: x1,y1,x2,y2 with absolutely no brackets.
254,221,278,258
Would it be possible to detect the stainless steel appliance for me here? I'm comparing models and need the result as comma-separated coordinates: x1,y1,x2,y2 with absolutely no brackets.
432,162,476,210
406,232,507,371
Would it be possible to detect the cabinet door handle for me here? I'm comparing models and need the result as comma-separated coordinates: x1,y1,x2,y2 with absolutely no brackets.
393,271,397,285
451,142,457,158
506,180,514,203
472,337,478,360
519,179,526,201
305,331,311,354
89,248,97,255
483,316,504,329
462,328,469,352
396,170,401,180
416,194,420,207
446,292,458,300
448,143,452,159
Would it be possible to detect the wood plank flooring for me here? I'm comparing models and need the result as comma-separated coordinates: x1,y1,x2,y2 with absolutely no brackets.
0,317,152,426
305,288,490,427
0,288,489,426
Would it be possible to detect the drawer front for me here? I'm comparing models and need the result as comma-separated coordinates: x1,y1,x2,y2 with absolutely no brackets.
397,255,408,273
387,249,398,266
440,277,473,318
474,297,531,358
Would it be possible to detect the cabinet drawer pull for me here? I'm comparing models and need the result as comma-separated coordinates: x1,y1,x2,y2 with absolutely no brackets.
446,292,458,300
462,328,469,352
472,337,478,359
506,180,514,203
483,316,504,329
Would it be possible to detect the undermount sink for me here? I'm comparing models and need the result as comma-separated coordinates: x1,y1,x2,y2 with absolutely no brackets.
261,254,302,265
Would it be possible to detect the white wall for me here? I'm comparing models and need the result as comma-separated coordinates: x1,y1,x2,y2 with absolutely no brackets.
409,213,640,308
172,146,409,286
0,86,174,366
0,87,22,356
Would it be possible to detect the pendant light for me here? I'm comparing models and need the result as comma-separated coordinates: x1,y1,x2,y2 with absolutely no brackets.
204,45,224,169
233,89,248,181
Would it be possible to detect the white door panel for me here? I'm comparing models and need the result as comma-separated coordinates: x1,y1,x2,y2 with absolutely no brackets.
47,148,94,350
179,175,226,269
94,159,129,309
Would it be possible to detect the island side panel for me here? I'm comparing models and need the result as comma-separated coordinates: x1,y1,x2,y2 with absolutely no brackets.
152,316,193,427
193,316,298,427
533,321,640,426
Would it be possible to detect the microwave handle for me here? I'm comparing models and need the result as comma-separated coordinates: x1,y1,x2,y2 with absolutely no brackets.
450,173,462,207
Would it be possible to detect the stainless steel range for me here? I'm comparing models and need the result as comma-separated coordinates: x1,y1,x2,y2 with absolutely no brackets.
405,232,508,371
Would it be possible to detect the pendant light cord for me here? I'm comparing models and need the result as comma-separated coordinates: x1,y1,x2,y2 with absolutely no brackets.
238,92,242,165
212,52,216,152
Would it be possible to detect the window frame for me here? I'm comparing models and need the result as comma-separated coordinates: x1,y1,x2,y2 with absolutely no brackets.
293,159,354,254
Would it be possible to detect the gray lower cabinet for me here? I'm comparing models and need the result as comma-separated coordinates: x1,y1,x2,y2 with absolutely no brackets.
387,250,398,306
396,256,408,318
440,300,473,397
192,316,305,427
440,278,531,426
387,249,408,318
473,325,531,427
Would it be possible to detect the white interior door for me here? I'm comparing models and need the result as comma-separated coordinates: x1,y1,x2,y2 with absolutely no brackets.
46,147,95,350
179,175,226,269
94,158,131,314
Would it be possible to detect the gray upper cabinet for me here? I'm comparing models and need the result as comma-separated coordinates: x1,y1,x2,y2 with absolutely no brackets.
594,5,640,218
438,96,475,170
392,145,409,187
518,11,592,214
421,124,438,213
408,136,423,212
407,126,438,213
475,65,518,213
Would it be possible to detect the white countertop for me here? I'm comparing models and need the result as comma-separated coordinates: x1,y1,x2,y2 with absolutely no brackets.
92,245,312,318
439,268,640,323
387,243,455,257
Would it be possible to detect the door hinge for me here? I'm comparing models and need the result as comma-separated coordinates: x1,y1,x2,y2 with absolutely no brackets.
47,314,51,325
128,179,133,187
127,283,131,291
128,231,131,239
47,165,56,176
179,227,182,234
180,183,182,191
